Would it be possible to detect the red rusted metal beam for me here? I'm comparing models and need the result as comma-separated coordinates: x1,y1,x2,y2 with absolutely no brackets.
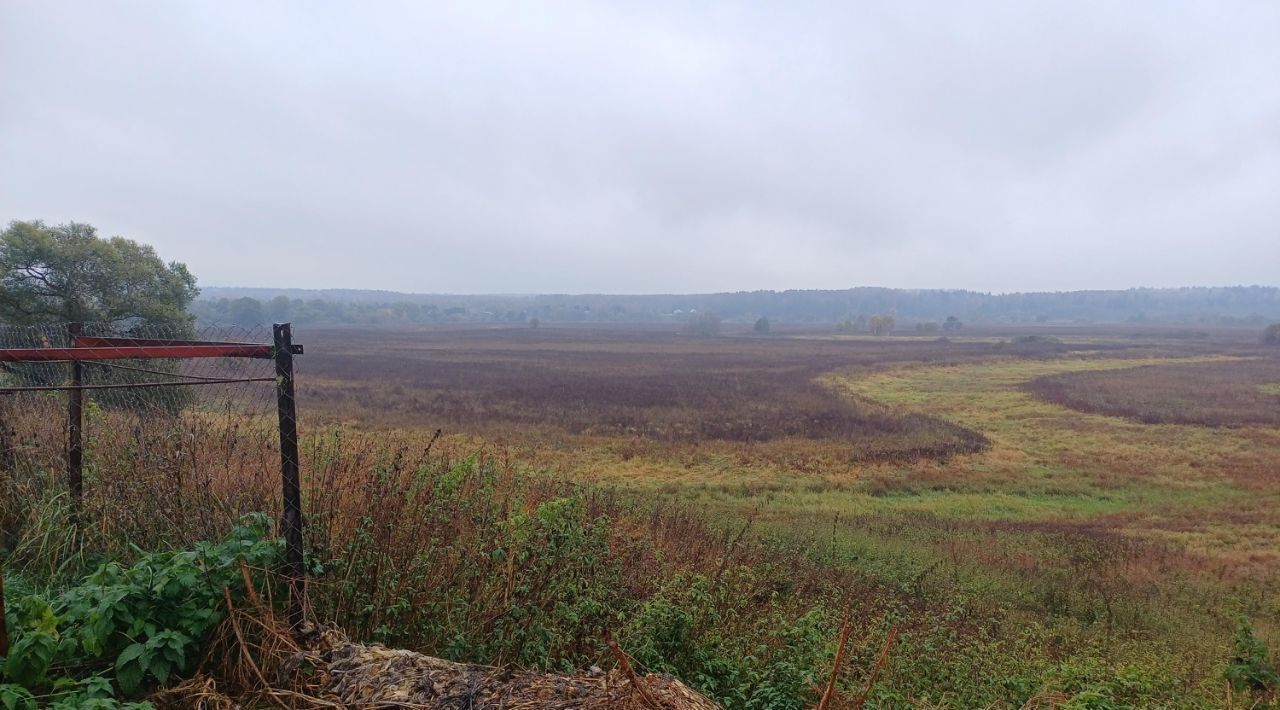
75,335,301,355
0,376,276,393
0,344,275,362
73,335,265,348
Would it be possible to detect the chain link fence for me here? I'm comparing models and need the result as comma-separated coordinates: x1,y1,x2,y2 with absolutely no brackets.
0,321,306,625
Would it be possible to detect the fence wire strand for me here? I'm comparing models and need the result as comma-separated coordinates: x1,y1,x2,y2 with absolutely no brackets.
0,322,301,570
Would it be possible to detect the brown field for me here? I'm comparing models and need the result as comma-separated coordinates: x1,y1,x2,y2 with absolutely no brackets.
10,321,1280,706
294,324,1182,463
1026,357,1280,426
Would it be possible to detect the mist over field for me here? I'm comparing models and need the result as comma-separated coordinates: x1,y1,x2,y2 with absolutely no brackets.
195,284,1280,327
3,1,1279,294
5,1,1280,708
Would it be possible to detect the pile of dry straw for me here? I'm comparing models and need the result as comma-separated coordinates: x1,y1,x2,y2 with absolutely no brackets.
155,593,719,709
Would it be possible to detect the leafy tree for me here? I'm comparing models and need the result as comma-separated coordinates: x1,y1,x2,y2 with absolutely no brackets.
529,317,541,329
0,221,199,412
753,317,770,334
868,314,895,336
265,295,293,323
1263,323,1280,345
227,297,264,327
943,315,963,331
684,312,721,337
0,220,197,326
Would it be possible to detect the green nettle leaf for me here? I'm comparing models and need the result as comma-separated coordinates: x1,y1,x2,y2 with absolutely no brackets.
82,614,113,656
77,675,116,700
114,647,146,697
0,684,38,710
147,656,170,686
5,632,58,687
115,642,146,668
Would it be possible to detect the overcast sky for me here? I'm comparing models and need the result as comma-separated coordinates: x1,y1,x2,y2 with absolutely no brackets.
2,2,1278,294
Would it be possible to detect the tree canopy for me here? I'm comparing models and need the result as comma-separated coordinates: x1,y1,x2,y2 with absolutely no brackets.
0,220,197,326
868,314,895,335
684,311,721,337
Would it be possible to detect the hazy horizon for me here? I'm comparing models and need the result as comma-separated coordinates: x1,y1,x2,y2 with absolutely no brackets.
4,2,1278,294
198,283,1280,299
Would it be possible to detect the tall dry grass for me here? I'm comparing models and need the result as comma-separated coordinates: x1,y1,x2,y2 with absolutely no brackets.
1,373,1264,707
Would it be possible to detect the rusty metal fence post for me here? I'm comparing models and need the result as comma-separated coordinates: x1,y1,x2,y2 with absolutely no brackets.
273,323,306,626
0,396,14,472
66,323,85,506
0,404,7,655
0,571,8,657
67,322,84,505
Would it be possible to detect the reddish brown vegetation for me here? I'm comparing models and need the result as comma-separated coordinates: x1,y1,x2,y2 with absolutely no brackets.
298,326,1006,461
1026,358,1280,426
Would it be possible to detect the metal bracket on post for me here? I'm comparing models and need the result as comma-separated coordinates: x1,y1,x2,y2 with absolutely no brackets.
273,323,306,629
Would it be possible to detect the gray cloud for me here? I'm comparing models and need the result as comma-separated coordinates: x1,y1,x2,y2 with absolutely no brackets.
2,0,1277,293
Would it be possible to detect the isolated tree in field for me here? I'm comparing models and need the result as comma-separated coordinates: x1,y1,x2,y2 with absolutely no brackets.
868,314,895,335
754,317,770,334
0,220,197,326
529,317,541,329
685,311,721,337
943,315,962,331
1264,323,1280,345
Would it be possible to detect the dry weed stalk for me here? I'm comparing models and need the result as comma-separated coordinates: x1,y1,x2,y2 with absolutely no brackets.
221,586,287,708
849,627,898,710
816,606,854,710
606,630,663,710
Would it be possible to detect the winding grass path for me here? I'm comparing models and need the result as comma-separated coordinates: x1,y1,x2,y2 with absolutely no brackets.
820,355,1280,562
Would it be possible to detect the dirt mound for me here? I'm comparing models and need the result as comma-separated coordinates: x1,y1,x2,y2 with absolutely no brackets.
283,631,720,709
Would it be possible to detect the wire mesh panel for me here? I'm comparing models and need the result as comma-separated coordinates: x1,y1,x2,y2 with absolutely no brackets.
0,322,294,557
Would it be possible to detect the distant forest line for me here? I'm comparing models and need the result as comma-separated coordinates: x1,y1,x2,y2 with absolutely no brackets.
194,285,1280,328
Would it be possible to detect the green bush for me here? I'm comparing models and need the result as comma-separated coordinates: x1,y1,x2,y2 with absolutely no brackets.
623,573,835,709
0,515,281,705
1226,618,1279,703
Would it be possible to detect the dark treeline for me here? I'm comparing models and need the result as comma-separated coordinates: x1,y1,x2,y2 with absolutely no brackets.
193,285,1280,327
